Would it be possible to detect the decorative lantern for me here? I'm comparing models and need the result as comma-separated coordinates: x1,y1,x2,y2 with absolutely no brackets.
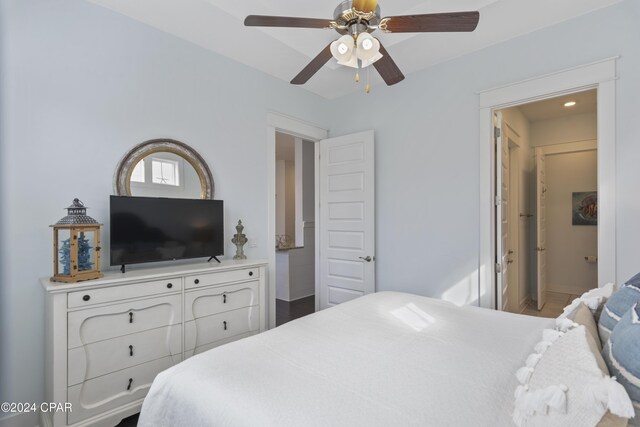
51,198,103,283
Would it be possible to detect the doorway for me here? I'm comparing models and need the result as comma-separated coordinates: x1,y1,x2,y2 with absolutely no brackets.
495,89,599,317
275,131,317,326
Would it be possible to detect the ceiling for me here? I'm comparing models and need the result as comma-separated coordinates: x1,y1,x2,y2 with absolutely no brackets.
87,0,622,99
517,89,597,122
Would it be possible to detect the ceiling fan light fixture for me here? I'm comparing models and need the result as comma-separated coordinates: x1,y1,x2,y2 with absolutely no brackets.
337,55,359,69
360,51,383,68
330,34,355,63
356,33,381,63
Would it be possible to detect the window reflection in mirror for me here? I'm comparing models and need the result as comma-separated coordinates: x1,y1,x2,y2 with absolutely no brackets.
130,152,201,199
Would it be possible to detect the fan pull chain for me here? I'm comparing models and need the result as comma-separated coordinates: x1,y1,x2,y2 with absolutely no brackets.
365,66,371,94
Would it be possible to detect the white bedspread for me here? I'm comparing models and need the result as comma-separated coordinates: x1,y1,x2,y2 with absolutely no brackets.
139,292,553,427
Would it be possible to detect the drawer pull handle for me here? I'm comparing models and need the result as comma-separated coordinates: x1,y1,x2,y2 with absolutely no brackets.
129,312,133,324
129,345,134,357
223,294,227,304
223,321,227,331
127,378,133,391
167,283,173,289
194,279,200,284
82,295,90,302
249,271,253,277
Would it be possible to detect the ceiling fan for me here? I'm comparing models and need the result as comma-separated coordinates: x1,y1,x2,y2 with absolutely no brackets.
244,0,480,91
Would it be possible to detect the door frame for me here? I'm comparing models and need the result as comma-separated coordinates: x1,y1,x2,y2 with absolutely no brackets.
478,57,618,310
506,124,521,313
267,113,328,328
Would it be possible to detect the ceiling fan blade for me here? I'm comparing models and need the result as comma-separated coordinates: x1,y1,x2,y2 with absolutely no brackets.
352,0,379,13
244,15,333,29
380,11,479,33
373,43,405,86
291,44,333,85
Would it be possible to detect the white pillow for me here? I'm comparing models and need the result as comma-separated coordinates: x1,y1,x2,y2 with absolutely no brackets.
513,325,634,427
560,283,616,320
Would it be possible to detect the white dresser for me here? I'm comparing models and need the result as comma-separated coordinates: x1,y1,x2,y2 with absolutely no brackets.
41,260,267,427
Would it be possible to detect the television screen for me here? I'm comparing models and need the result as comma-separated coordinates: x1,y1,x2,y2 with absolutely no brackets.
110,196,224,266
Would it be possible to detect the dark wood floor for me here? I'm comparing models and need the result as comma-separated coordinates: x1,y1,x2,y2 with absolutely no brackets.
116,413,138,426
276,295,315,326
114,297,315,426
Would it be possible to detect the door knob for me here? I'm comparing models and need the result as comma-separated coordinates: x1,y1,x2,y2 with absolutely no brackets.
508,250,514,255
507,259,514,264
359,256,373,262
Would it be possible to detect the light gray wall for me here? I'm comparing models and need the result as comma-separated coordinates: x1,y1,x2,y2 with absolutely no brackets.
325,0,640,302
0,0,331,416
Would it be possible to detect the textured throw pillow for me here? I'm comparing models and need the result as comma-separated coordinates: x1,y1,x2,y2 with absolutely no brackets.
561,283,616,321
599,275,640,345
568,302,603,351
602,303,640,426
513,325,634,427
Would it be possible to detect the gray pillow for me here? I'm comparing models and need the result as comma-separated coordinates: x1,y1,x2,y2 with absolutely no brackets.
602,303,640,426
599,274,640,345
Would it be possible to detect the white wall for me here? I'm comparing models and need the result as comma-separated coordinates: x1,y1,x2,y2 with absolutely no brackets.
546,150,598,294
325,0,640,305
0,0,331,420
531,112,598,147
501,107,533,309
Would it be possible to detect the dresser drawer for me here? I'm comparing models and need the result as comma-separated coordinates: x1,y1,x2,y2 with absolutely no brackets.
68,277,181,308
67,356,174,425
68,294,181,349
186,267,259,289
68,324,182,386
185,305,259,351
185,281,259,321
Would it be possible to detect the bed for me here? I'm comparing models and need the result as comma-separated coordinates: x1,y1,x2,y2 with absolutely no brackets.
138,291,553,427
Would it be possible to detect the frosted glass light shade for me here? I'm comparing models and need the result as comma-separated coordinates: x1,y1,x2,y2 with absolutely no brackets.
356,33,381,62
330,35,355,63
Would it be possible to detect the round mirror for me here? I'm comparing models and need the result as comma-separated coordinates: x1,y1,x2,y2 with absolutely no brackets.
114,139,214,199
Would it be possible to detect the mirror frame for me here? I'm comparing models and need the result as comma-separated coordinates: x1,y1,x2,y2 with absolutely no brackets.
113,139,214,199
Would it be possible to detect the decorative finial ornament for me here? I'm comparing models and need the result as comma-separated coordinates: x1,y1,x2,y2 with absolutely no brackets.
231,220,248,260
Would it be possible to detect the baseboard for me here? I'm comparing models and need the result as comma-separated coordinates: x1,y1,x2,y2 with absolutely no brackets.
281,293,315,303
548,284,592,296
518,296,531,313
0,411,38,427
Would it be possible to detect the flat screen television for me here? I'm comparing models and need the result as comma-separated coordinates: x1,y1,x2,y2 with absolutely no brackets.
110,196,224,267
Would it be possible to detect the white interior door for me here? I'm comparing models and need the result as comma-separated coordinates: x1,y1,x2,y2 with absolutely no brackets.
318,130,375,309
535,147,547,310
495,112,510,311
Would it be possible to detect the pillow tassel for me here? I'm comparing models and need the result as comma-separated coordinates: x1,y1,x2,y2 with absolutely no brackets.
560,299,581,318
525,353,542,368
534,340,552,354
542,329,563,343
582,295,604,311
589,376,636,419
555,317,578,332
516,366,534,384
544,384,568,413
514,384,529,399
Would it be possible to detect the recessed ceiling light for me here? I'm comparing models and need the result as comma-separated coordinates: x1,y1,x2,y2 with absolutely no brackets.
564,101,577,107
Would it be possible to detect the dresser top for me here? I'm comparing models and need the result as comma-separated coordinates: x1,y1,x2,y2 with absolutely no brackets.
41,259,267,292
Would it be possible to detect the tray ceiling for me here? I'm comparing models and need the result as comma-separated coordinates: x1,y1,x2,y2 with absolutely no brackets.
87,0,622,99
